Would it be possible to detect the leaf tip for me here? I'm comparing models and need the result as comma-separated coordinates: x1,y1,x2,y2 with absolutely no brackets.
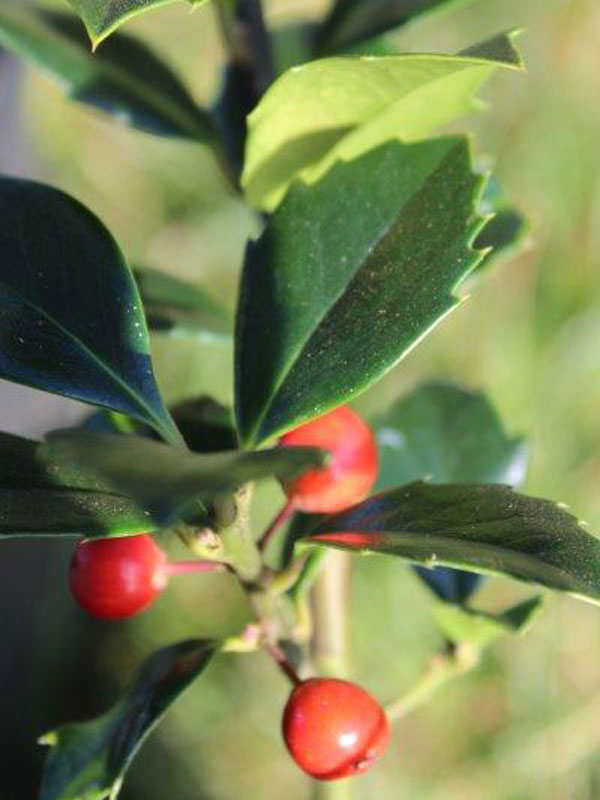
38,730,58,747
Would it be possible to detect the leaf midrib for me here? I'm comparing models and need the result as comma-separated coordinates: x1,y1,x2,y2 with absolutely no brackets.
243,139,466,445
0,280,168,435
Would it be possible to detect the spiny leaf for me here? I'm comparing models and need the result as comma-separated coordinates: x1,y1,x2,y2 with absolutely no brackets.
373,381,528,603
236,137,486,447
432,595,545,647
242,32,523,210
307,482,600,606
67,0,210,47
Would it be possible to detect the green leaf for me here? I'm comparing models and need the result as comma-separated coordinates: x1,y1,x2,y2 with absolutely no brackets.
67,0,209,46
40,431,326,524
242,32,523,210
432,595,544,647
236,137,486,447
374,382,528,490
0,178,181,447
0,7,212,141
134,268,232,337
307,482,600,606
473,179,527,272
0,431,151,537
373,381,529,605
40,639,216,800
314,0,467,54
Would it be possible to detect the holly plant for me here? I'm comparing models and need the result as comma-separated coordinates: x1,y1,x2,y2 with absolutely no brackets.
0,1,597,798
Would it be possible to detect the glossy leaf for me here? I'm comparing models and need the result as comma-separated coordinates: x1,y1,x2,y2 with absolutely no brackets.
242,32,523,210
0,7,212,140
236,138,486,447
40,639,216,800
135,268,231,337
0,178,181,446
374,382,528,490
432,595,544,647
307,482,600,606
67,0,209,46
314,0,465,54
0,431,151,537
40,431,326,524
374,381,528,602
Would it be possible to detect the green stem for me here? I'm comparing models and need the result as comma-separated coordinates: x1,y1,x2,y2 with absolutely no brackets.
217,483,262,582
311,550,353,800
386,642,480,722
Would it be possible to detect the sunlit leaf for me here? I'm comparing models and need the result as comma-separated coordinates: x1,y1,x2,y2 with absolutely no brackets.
236,138,486,447
308,482,600,606
242,32,523,210
67,0,210,46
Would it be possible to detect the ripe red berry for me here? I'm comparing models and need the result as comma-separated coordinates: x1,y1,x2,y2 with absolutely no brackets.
282,678,390,780
279,407,378,513
69,534,168,620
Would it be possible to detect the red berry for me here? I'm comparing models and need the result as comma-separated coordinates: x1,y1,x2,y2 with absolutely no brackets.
279,407,378,513
69,534,168,620
282,678,390,780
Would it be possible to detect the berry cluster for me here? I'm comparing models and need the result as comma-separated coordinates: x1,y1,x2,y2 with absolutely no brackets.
68,406,389,780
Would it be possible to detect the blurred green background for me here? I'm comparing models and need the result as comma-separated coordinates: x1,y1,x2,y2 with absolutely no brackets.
1,0,600,798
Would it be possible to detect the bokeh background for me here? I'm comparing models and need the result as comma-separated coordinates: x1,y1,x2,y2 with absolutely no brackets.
1,0,600,798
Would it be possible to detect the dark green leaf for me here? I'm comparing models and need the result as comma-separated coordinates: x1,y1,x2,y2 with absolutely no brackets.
134,268,232,337
67,0,208,46
0,431,151,537
0,7,213,140
40,639,216,800
315,0,466,54
170,397,237,453
373,381,528,602
0,488,151,538
242,32,523,210
0,178,181,446
374,382,528,490
474,179,527,271
235,138,486,447
432,595,544,647
40,431,326,524
307,482,600,606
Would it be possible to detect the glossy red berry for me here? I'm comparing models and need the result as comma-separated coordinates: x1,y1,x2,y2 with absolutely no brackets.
279,406,378,513
282,678,390,780
69,534,168,620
